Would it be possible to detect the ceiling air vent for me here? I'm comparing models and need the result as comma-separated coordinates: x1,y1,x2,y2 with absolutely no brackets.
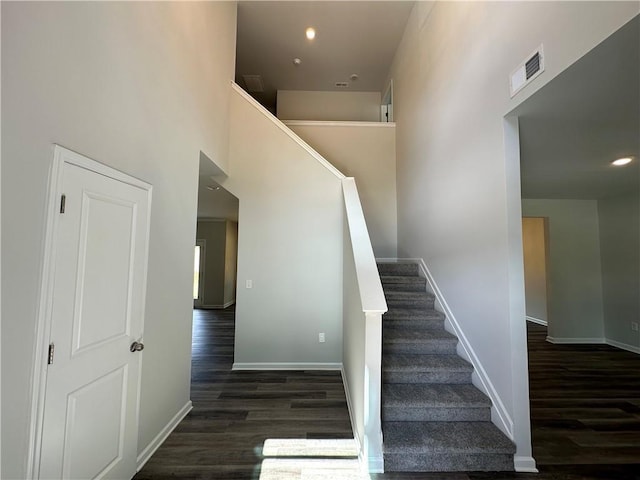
242,75,264,93
335,82,349,88
510,45,544,98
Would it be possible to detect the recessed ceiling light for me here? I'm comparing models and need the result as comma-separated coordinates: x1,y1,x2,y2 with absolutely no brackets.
349,74,359,81
206,185,221,191
293,58,302,66
305,27,316,40
611,157,634,166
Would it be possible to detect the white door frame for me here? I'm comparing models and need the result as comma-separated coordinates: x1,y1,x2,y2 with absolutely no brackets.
27,145,153,479
194,239,206,308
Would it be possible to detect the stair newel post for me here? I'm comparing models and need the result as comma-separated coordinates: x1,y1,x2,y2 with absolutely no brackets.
363,311,384,472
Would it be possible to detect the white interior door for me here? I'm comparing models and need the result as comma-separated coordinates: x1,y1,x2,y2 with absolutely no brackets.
38,148,151,480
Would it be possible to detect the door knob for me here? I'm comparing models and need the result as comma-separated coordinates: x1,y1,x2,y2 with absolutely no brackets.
130,341,145,353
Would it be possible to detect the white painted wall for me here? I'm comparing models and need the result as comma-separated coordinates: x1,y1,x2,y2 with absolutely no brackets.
598,191,640,350
1,2,236,477
388,1,639,468
522,218,549,323
277,90,382,122
224,86,344,368
522,200,605,341
285,122,397,257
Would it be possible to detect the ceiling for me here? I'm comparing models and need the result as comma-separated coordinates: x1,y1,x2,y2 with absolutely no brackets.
235,1,415,112
514,15,639,200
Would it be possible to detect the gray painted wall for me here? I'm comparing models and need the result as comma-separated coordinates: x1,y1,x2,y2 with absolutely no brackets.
223,88,344,367
1,2,236,477
277,90,382,122
522,200,605,341
286,122,398,258
598,191,640,349
197,221,228,307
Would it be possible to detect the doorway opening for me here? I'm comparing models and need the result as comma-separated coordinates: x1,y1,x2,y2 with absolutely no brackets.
381,80,393,122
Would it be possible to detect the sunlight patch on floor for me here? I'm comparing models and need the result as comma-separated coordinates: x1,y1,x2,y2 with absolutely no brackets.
259,438,369,480
262,438,359,457
259,458,368,480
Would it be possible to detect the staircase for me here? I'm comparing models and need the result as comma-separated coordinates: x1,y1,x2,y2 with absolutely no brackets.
378,262,516,472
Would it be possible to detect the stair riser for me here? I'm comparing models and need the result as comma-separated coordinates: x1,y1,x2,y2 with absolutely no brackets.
384,310,444,320
383,371,472,384
377,264,420,276
382,282,427,292
386,297,434,309
383,319,445,330
382,407,491,422
384,453,514,472
383,341,458,355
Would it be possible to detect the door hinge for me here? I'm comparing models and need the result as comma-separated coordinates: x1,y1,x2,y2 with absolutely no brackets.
60,194,66,214
47,343,55,365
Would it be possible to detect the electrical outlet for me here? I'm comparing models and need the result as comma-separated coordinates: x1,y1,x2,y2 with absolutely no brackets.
318,333,325,343
246,280,252,289
631,322,639,332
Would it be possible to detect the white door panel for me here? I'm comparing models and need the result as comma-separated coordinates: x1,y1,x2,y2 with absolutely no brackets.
38,149,150,480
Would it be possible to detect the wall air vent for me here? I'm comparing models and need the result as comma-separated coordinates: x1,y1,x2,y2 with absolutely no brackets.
510,45,544,98
335,82,349,88
242,75,264,93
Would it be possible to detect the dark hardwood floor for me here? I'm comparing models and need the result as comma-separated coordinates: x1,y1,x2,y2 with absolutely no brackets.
135,310,640,479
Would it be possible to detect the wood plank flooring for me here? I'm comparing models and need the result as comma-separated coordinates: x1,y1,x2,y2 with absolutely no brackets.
135,310,640,479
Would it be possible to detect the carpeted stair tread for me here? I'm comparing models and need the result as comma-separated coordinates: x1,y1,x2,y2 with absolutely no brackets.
377,263,420,277
380,275,427,292
383,353,472,372
385,291,434,309
383,353,473,384
383,327,458,354
383,383,491,409
377,261,514,472
383,308,444,321
383,421,516,455
383,309,445,330
384,326,457,342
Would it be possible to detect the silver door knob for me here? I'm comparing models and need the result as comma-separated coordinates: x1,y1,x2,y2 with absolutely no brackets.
130,341,144,353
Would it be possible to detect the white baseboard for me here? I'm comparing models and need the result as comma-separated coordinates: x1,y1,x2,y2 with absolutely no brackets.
526,316,547,326
399,257,515,440
514,455,538,473
362,451,384,474
546,336,605,344
606,339,640,354
196,300,235,310
136,400,192,471
232,362,342,371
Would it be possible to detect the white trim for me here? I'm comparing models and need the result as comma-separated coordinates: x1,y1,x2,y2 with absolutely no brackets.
195,300,236,310
283,120,395,128
343,179,387,314
231,82,345,180
546,336,605,344
526,316,547,326
232,362,342,371
514,455,538,473
606,339,640,355
392,257,515,440
28,145,153,479
363,451,384,474
136,401,193,471
340,366,363,462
